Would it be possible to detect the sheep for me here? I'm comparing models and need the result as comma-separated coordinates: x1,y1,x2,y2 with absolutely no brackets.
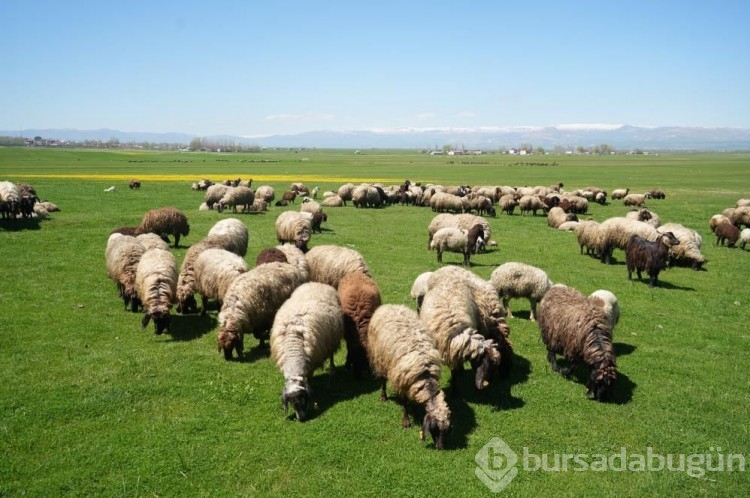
135,206,190,248
280,191,298,204
304,244,370,289
588,290,620,331
715,221,740,247
537,284,617,401
254,185,275,204
427,213,491,250
255,247,289,266
429,226,482,266
192,248,249,315
135,248,178,335
656,222,705,270
428,192,463,213
518,195,545,216
352,185,381,208
207,218,249,257
367,304,451,449
622,193,647,207
270,282,344,421
420,276,509,391
498,194,519,215
310,212,327,233
337,271,382,378
461,194,493,216
557,221,579,232
730,206,750,229
547,207,578,229
337,183,355,205
625,231,680,287
611,188,629,200
736,199,750,208
320,195,344,207
596,217,660,264
625,208,661,228
105,234,146,312
217,186,255,214
217,258,310,360
37,201,59,212
129,179,141,189
135,233,170,251
645,188,666,199
300,198,323,215
0,181,21,219
566,195,589,215
490,262,552,322
709,214,731,233
275,211,312,252
410,271,433,313
739,228,750,250
204,184,229,210
291,182,310,196
247,199,268,212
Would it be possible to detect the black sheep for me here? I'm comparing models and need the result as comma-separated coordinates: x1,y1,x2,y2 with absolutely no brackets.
625,232,680,287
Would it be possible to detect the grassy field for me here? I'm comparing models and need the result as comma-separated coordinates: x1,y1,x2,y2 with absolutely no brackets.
1,147,749,496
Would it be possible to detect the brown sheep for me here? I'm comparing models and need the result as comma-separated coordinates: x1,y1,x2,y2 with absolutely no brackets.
255,247,289,266
715,221,740,247
281,191,298,204
135,207,190,248
129,179,141,189
625,232,680,287
537,284,617,402
338,271,382,379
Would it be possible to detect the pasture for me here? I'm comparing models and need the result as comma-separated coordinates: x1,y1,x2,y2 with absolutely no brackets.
1,147,749,496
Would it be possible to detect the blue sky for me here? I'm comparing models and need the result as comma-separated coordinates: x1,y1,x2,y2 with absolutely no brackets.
1,1,749,136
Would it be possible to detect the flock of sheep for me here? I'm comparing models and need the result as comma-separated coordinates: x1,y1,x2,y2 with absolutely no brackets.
100,177,750,450
0,180,59,220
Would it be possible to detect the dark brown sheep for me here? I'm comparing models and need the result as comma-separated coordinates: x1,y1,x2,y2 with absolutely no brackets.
338,271,382,379
645,188,666,199
625,231,680,287
255,247,289,266
537,284,617,402
311,212,328,234
136,206,190,248
129,179,141,189
281,191,297,204
715,221,740,247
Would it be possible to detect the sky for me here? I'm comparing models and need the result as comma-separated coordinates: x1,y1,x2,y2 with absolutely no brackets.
1,1,749,137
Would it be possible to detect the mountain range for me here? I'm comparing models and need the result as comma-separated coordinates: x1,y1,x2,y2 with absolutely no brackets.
3,125,750,151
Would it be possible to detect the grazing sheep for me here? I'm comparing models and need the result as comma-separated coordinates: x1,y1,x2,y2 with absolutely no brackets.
557,220,579,231
739,228,750,250
625,232,680,287
498,194,519,215
275,211,312,252
217,258,310,360
337,183,355,206
420,277,507,391
311,186,320,199
430,192,464,213
597,217,660,264
625,208,661,228
310,212,327,234
193,248,249,315
337,271,382,378
129,179,141,189
736,199,750,208
709,214,731,233
611,188,629,200
300,198,323,215
352,185,382,208
136,206,190,248
429,225,483,266
367,304,451,449
519,195,545,216
254,185,275,204
0,181,21,218
715,221,740,247
207,218,249,257
320,195,344,207
588,290,620,331
270,282,344,421
105,234,146,312
246,199,268,212
305,244,369,289
281,191,298,204
136,233,170,251
217,186,255,214
645,188,666,199
575,220,602,257
427,213,491,250
135,248,178,335
38,201,59,212
547,207,578,229
410,271,433,312
622,193,647,207
656,223,705,270
490,262,552,322
537,284,617,401
204,184,229,210
730,206,750,229
291,182,310,196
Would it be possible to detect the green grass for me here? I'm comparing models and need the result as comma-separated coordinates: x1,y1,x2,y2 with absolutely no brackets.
1,147,749,496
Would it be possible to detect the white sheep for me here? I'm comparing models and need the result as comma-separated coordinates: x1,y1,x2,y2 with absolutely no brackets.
300,198,323,215
105,233,146,311
217,186,255,214
611,188,629,200
410,271,433,312
622,193,647,207
430,192,464,213
588,289,621,331
135,247,178,335
207,218,249,257
275,211,312,252
367,304,451,449
135,233,170,251
204,184,229,210
657,222,705,270
547,206,577,229
427,213,492,250
429,226,482,266
320,195,344,207
304,244,369,289
352,185,381,208
192,248,249,315
254,185,275,203
270,282,344,421
217,259,310,360
519,195,545,216
489,262,552,322
337,183,356,205
739,228,750,250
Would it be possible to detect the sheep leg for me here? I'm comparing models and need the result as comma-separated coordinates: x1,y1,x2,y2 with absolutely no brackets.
560,361,576,379
529,299,537,322
400,398,412,429
436,250,442,263
200,295,209,316
379,380,388,402
173,234,180,248
503,297,513,319
546,350,561,372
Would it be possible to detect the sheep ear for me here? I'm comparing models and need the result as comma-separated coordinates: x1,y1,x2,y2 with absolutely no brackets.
141,313,151,329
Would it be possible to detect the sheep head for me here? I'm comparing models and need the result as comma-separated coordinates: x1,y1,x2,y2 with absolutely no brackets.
282,377,312,421
659,231,680,248
587,359,617,402
471,340,501,390
142,308,170,335
177,294,198,315
422,391,451,450
217,328,243,361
